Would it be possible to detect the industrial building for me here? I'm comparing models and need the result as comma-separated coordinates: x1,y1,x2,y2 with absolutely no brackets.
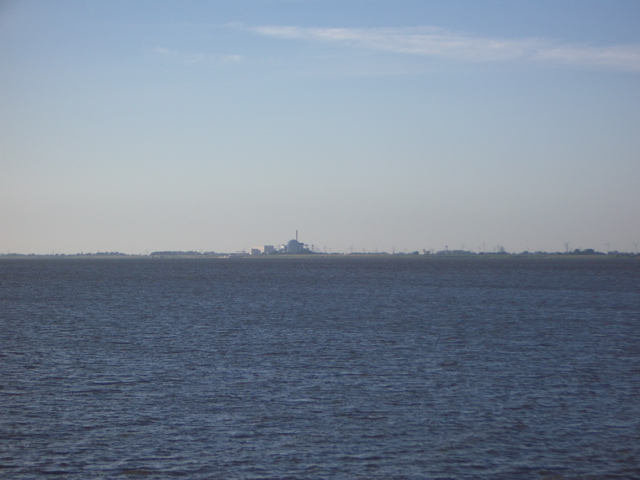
250,245,275,255
250,231,311,255
285,239,305,254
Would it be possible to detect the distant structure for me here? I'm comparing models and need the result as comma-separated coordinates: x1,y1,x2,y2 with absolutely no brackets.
250,245,275,255
285,239,305,254
284,229,309,254
250,230,311,255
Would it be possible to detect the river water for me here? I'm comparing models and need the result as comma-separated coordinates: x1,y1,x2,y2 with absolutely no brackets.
1,256,639,479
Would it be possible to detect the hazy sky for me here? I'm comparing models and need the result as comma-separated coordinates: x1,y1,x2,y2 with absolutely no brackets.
2,0,639,254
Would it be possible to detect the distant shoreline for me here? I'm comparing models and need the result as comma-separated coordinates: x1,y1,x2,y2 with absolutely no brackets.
1,253,638,261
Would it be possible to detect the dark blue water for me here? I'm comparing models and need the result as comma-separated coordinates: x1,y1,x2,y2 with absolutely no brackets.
1,256,639,479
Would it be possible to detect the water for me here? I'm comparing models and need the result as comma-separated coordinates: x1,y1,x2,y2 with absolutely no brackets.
1,256,639,479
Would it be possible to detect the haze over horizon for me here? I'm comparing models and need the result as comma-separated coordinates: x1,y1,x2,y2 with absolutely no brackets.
2,1,639,255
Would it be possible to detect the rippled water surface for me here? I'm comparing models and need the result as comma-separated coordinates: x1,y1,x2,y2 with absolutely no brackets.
1,256,639,479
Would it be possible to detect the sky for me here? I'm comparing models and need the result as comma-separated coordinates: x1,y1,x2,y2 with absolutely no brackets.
1,0,639,254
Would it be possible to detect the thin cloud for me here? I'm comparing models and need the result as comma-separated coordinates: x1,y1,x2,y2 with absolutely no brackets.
250,25,640,72
535,44,640,71
155,47,243,65
221,54,243,63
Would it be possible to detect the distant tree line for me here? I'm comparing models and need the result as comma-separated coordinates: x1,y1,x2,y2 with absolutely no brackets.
149,251,218,257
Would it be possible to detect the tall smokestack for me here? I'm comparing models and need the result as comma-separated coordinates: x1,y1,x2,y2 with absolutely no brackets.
296,230,298,241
